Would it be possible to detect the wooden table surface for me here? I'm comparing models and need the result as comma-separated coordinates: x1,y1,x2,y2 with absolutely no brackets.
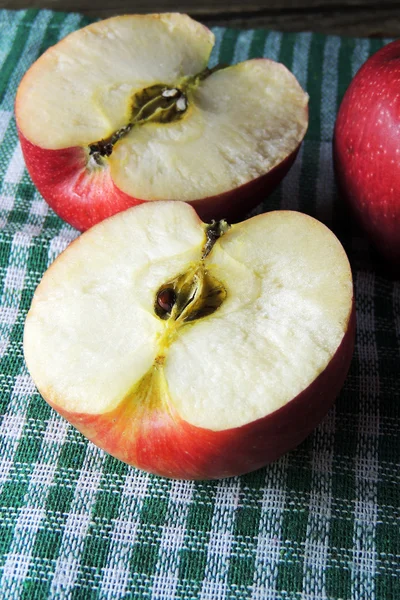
0,0,399,38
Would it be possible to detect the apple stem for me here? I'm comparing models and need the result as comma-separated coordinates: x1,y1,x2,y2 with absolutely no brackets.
203,220,230,258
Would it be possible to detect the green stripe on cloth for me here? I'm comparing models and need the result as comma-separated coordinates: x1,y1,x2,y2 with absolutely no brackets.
0,8,399,599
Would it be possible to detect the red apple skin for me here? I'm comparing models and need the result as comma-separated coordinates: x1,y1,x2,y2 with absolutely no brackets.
18,129,302,232
18,132,137,231
43,303,355,480
333,40,400,265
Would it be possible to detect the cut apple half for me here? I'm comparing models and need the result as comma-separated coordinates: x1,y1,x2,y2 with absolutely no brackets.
16,13,308,231
24,201,355,480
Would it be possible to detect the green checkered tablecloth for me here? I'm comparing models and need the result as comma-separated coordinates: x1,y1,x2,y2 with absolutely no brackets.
0,8,399,599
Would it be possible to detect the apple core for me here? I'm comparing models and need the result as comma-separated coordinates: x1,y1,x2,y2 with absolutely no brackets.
154,220,229,325
88,65,223,167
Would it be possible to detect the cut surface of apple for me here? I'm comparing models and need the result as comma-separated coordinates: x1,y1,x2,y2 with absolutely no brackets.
16,14,308,231
24,201,355,480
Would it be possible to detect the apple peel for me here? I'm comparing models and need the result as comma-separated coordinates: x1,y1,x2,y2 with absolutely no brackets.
334,39,400,265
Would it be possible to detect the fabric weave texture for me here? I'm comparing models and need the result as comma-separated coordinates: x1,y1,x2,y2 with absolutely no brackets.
0,9,399,600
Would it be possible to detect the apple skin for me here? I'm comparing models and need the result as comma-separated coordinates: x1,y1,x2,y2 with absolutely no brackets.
44,303,355,480
18,131,136,231
19,128,302,232
333,40,400,266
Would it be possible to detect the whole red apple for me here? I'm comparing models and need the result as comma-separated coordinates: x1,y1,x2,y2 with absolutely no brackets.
333,40,400,265
24,201,355,479
15,13,308,231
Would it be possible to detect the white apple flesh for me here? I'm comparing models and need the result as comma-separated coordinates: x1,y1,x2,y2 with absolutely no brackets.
24,201,355,479
16,14,308,231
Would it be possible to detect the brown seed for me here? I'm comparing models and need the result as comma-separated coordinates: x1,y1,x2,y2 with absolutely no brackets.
157,288,176,313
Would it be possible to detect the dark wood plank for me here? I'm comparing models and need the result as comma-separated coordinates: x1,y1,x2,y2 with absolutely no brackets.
1,0,400,37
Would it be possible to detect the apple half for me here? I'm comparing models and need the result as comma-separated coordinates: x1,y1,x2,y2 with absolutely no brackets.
24,201,355,480
15,13,308,231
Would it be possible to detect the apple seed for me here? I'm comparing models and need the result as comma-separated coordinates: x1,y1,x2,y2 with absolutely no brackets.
156,288,176,314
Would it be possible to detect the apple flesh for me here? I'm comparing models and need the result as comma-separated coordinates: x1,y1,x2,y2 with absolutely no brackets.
24,201,355,480
333,40,400,265
16,13,308,231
